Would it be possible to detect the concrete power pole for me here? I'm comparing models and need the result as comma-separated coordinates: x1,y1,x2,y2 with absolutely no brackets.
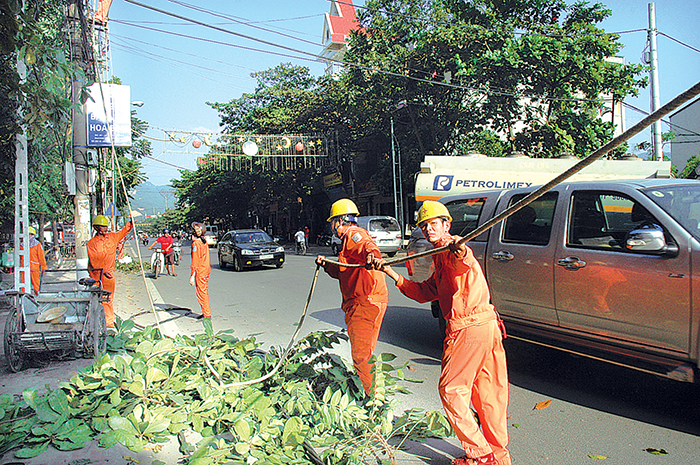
68,1,94,276
14,1,30,293
648,3,663,161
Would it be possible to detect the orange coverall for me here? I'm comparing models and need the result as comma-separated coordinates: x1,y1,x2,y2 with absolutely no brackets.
395,235,511,465
19,240,47,294
323,224,388,394
87,221,133,328
190,237,211,318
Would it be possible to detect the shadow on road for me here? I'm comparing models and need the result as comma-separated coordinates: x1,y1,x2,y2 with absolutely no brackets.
504,337,700,436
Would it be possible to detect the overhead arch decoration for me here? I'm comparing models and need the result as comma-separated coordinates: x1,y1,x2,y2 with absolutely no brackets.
151,129,329,172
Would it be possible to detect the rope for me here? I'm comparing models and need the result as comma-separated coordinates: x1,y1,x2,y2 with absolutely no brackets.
322,79,700,269
216,264,321,388
90,77,164,336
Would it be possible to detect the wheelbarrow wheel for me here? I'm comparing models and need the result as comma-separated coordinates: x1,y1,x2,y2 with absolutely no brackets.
3,306,25,372
85,294,107,359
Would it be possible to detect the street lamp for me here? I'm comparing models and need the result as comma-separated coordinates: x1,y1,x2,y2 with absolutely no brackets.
390,117,404,236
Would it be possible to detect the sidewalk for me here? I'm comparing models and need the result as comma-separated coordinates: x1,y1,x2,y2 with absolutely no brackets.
0,248,445,465
0,269,193,465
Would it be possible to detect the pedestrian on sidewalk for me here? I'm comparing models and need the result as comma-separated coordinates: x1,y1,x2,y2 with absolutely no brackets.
190,222,212,335
371,200,511,465
87,214,134,330
315,199,388,396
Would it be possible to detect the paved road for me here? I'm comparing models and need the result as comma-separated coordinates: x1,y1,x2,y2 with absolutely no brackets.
142,241,700,465
1,241,699,464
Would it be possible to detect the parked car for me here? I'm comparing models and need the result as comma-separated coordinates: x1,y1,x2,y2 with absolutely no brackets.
407,179,700,384
218,229,284,271
330,216,403,256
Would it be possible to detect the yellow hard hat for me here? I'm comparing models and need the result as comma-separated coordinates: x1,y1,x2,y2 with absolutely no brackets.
327,198,359,222
417,201,452,225
28,226,37,235
92,214,109,227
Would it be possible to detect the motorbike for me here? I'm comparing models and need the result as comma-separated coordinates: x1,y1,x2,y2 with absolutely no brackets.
172,241,182,265
316,233,332,247
150,246,166,279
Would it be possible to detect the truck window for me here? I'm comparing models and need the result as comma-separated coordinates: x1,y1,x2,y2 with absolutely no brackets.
502,192,557,246
446,197,487,240
568,191,664,250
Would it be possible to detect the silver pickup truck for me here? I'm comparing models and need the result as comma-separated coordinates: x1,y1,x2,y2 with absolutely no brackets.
407,178,700,383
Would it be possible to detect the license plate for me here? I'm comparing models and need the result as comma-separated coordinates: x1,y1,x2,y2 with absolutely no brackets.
260,254,273,260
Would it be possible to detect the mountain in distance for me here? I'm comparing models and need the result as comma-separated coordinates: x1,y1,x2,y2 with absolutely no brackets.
129,182,175,218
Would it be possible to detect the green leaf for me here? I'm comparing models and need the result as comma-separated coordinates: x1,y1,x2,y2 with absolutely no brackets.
588,454,609,459
16,442,49,458
143,417,171,435
234,419,252,441
282,416,304,446
146,367,168,384
234,441,250,455
127,375,145,397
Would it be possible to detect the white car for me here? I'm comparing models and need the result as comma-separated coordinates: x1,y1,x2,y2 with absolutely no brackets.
330,216,403,256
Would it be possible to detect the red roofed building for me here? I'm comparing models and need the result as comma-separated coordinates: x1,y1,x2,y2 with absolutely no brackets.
320,0,360,77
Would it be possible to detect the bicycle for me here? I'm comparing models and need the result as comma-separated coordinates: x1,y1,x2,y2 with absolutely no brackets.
44,242,63,269
295,241,306,255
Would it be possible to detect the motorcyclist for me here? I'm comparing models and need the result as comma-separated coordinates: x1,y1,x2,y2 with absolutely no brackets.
294,228,306,254
149,229,176,276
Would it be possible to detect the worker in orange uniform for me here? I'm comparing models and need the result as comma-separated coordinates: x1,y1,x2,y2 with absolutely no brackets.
189,222,212,335
371,201,511,465
315,199,388,395
26,226,47,295
87,214,133,330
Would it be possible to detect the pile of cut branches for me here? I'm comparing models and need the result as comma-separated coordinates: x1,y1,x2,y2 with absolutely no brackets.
0,320,451,464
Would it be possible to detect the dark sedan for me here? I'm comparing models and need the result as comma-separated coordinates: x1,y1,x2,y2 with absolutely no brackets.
218,229,285,271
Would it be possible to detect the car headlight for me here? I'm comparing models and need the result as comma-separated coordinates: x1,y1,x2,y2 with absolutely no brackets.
241,249,254,255
275,246,284,253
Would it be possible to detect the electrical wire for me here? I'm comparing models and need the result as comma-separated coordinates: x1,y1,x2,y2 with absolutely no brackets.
323,80,700,269
122,0,603,105
333,0,648,39
658,31,700,55
166,0,322,47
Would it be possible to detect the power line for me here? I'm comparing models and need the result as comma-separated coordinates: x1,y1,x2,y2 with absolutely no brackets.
166,0,322,47
622,101,700,139
111,18,321,65
122,0,602,105
658,31,700,55
333,0,646,39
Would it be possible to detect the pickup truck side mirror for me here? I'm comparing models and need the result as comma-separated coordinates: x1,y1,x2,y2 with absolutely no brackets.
626,225,679,257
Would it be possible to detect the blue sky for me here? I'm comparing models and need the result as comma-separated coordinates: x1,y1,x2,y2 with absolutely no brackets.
106,0,700,186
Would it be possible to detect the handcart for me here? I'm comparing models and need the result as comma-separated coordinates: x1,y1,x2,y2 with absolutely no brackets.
3,269,110,372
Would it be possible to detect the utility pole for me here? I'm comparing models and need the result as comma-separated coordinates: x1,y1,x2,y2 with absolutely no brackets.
14,0,30,293
68,1,94,276
648,3,663,161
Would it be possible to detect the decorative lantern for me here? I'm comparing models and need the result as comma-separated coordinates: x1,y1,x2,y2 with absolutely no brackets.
192,139,202,148
295,141,304,152
242,140,259,156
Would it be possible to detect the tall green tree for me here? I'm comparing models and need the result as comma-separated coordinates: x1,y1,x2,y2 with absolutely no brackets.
185,64,324,230
345,0,646,158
